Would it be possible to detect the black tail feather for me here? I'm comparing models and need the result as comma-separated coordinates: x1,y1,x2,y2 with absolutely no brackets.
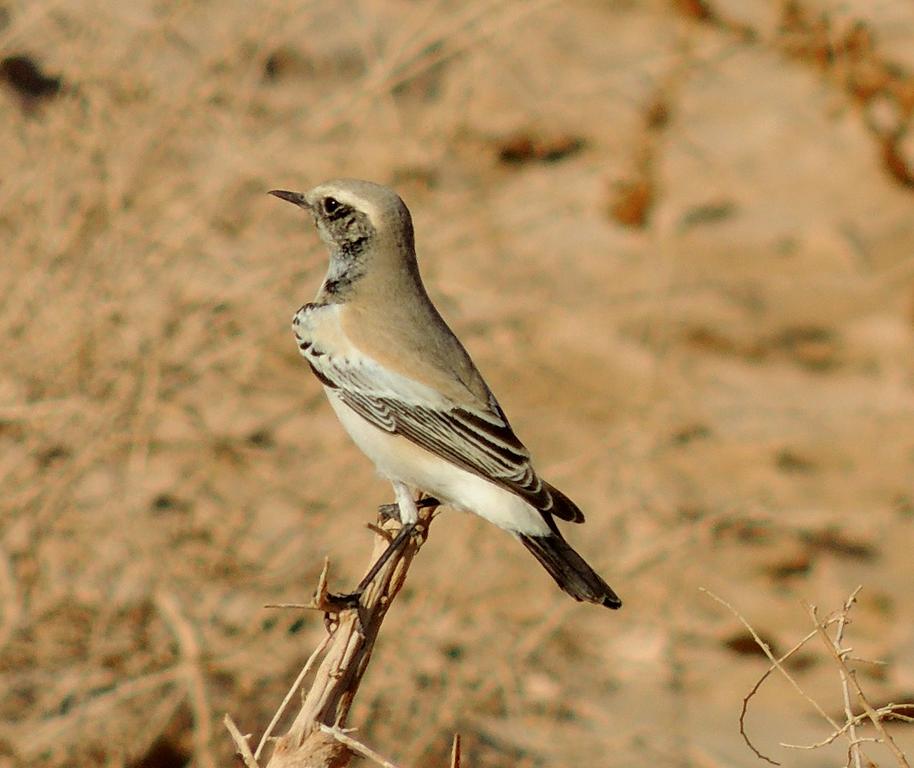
543,481,585,523
519,532,622,609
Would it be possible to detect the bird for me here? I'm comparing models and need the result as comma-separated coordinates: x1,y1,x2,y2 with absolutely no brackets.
269,179,621,609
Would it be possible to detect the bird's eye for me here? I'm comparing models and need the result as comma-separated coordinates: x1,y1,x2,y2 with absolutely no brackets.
322,196,342,216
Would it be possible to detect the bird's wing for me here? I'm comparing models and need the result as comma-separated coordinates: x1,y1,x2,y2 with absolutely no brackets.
302,339,582,522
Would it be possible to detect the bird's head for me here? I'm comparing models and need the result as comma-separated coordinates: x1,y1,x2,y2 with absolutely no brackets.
270,179,414,256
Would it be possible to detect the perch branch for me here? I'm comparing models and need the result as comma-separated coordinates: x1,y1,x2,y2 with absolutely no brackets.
228,498,439,768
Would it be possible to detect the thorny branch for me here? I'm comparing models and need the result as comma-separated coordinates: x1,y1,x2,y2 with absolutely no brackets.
805,598,912,768
704,587,914,768
225,498,456,768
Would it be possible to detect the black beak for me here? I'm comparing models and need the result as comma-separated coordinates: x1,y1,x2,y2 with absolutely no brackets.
268,189,310,209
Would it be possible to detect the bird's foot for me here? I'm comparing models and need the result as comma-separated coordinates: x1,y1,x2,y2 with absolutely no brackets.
376,502,400,523
324,589,363,610
376,495,440,523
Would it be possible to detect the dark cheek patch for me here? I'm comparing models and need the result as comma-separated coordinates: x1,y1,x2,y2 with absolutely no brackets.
328,210,373,250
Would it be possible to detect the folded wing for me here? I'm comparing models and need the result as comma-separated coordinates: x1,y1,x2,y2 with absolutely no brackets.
307,347,584,523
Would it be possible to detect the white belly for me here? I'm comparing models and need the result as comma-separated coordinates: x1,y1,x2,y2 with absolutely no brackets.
326,391,549,536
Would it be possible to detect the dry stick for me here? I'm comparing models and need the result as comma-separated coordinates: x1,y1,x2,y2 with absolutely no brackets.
708,587,913,766
728,588,914,762
254,627,333,761
834,587,865,768
781,708,914,751
245,500,439,768
738,626,827,765
781,711,872,751
450,733,461,768
775,590,863,757
319,725,402,768
224,714,260,768
700,588,843,766
805,601,912,768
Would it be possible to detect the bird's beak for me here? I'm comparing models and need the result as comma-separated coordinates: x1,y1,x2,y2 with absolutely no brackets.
268,189,311,210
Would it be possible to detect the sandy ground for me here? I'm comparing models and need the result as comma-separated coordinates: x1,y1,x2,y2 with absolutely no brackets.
2,1,914,766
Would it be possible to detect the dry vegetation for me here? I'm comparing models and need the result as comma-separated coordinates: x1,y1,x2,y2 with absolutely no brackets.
2,0,914,766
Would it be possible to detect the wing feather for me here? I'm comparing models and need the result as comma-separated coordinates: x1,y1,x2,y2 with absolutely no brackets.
307,347,580,518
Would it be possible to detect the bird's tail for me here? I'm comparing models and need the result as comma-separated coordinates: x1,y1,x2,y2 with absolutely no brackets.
519,531,622,609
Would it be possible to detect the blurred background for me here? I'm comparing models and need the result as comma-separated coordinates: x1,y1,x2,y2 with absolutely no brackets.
2,1,913,766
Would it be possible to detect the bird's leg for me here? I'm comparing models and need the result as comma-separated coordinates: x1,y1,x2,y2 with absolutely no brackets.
392,481,419,525
329,485,439,608
329,524,413,608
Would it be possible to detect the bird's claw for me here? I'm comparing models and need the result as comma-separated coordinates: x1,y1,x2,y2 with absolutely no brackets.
324,590,363,611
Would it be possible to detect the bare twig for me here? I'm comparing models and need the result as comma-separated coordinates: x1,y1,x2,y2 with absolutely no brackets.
705,587,913,768
319,725,402,768
254,629,332,760
738,626,827,765
780,710,878,750
701,587,841,766
228,499,439,768
834,587,864,768
224,713,260,768
805,600,912,768
450,733,461,768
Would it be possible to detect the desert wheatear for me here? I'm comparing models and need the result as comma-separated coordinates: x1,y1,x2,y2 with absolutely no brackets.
270,179,621,609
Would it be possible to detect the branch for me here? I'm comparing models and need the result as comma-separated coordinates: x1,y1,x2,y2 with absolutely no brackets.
700,587,842,766
319,725,402,768
834,588,864,768
705,587,913,768
227,499,439,768
805,601,912,768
